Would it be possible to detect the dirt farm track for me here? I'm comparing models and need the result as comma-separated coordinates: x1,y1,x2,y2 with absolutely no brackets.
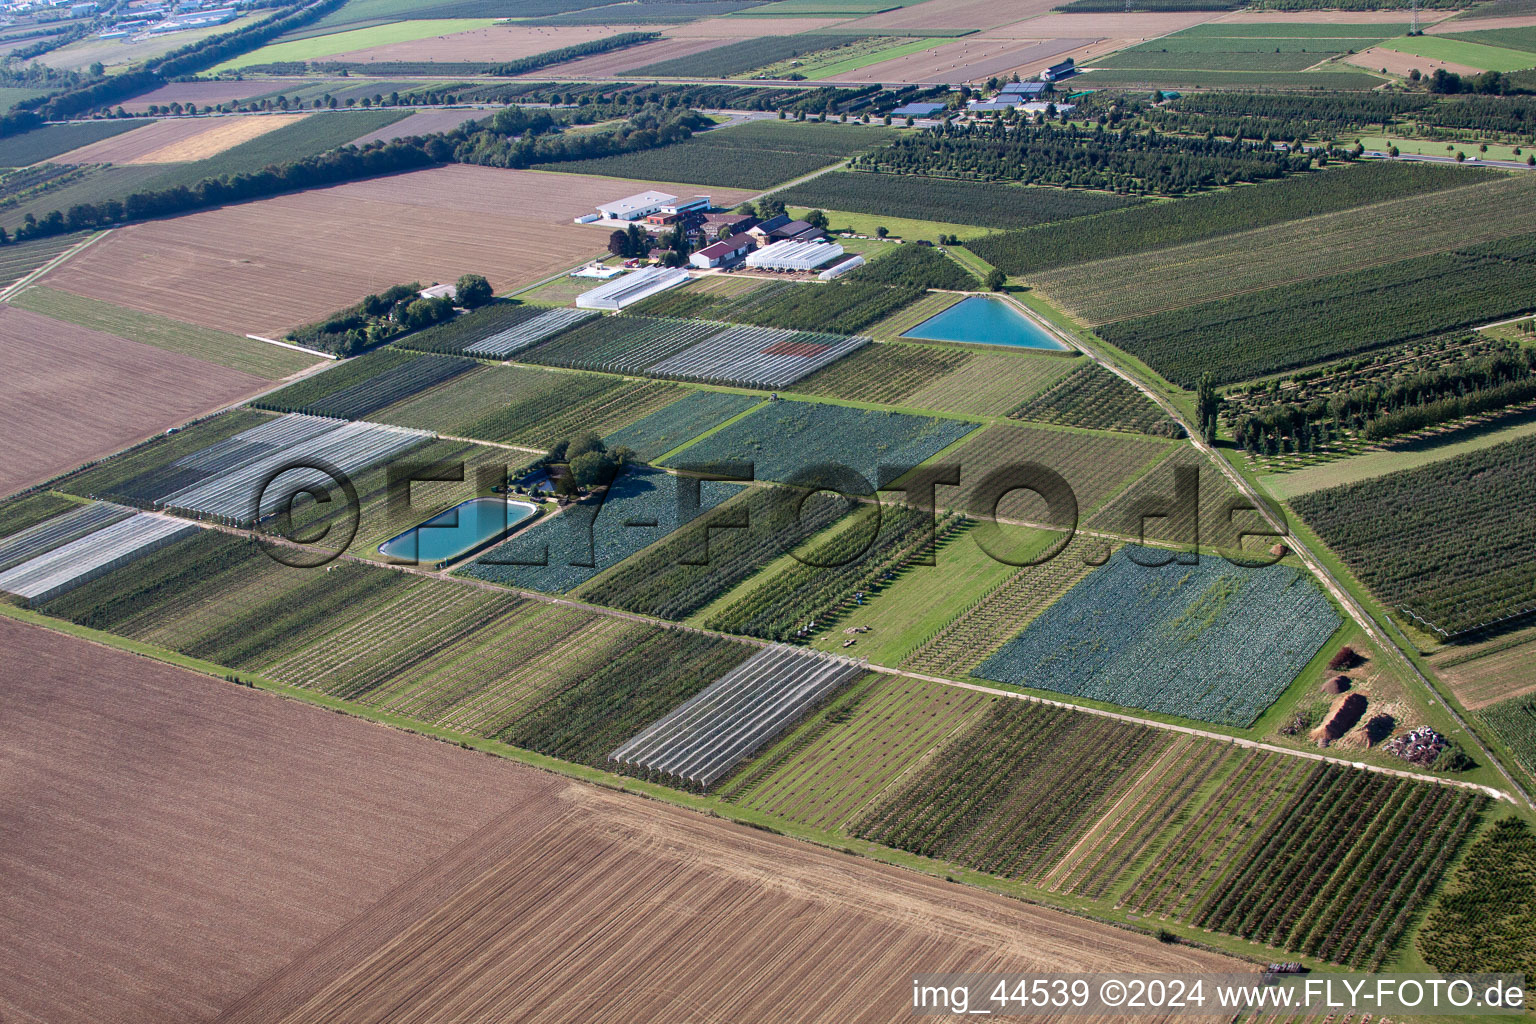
0,616,1236,1024
38,165,754,338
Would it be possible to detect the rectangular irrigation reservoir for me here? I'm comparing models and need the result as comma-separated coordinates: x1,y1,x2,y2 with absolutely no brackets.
378,497,537,565
901,295,1070,351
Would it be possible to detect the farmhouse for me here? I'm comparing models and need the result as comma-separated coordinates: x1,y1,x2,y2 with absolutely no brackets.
577,266,689,309
746,239,845,272
690,234,754,269
748,213,793,244
1043,59,1076,82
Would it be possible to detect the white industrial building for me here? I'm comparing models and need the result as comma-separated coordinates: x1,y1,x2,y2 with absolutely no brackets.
596,191,679,222
745,239,845,273
577,266,689,310
594,191,712,222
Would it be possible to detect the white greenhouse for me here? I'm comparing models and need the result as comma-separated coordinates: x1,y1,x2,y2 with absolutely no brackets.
745,239,844,272
577,267,690,310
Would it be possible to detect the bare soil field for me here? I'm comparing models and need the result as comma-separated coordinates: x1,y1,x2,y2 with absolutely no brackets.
118,78,314,113
52,114,309,165
0,616,552,1024
1345,44,1483,76
347,108,484,146
0,305,265,496
39,165,752,337
829,35,1089,83
550,34,738,76
841,0,1058,33
329,23,647,63
987,11,1219,38
1438,641,1536,710
0,615,1237,1024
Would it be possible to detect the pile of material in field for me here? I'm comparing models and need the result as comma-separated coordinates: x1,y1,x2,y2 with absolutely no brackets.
976,546,1341,726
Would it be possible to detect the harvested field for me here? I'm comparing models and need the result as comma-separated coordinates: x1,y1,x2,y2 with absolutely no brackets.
39,165,751,337
347,107,484,144
672,15,852,33
1438,638,1536,709
118,77,313,114
840,0,1058,32
330,22,646,62
0,306,266,497
51,114,309,166
0,615,550,1024
1345,45,1482,75
827,35,1090,83
212,767,1236,1024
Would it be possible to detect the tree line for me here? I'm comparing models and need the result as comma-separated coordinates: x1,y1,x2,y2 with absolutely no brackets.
852,120,1311,195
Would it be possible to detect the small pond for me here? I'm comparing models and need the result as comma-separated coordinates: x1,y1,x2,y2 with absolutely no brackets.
901,295,1070,351
378,497,537,565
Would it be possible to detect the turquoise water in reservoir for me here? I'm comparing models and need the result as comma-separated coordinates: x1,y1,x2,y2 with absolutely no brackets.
901,295,1069,351
379,497,536,564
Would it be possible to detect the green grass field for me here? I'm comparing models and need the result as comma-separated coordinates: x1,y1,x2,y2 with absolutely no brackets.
785,206,991,242
805,520,1031,665
10,286,319,379
1380,34,1536,71
801,38,946,79
208,18,498,71
1440,25,1536,54
1260,408,1536,499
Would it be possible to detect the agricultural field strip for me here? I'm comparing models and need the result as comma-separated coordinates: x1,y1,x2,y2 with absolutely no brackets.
11,500,1493,802
0,501,133,572
1039,734,1200,892
0,512,197,603
0,229,106,302
649,323,870,389
156,416,432,524
609,646,863,787
1035,174,1536,324
463,307,597,359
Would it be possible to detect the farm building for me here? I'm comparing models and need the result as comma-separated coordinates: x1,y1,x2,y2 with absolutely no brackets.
419,283,456,301
1002,81,1047,96
577,266,690,309
968,100,1018,113
746,239,845,272
1044,59,1076,82
690,234,754,269
747,214,793,244
595,191,709,222
890,101,944,117
702,212,756,237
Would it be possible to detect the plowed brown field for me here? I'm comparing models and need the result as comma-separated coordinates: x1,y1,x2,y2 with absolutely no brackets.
549,34,737,76
0,305,266,496
0,615,1237,1024
118,78,312,113
39,165,752,337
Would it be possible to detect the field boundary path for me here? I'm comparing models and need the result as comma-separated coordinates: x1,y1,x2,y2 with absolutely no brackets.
0,230,111,304
1000,292,1535,811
